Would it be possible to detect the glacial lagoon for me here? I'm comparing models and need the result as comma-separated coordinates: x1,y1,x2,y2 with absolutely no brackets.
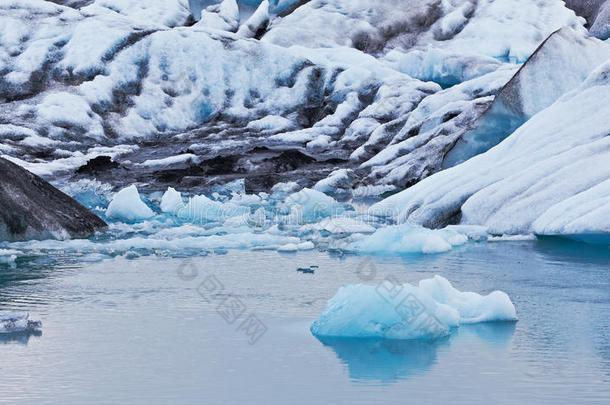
1,240,608,404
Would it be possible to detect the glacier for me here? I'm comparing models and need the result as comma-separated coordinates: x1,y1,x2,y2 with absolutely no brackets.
310,275,517,340
0,0,609,244
370,60,610,240
0,0,587,193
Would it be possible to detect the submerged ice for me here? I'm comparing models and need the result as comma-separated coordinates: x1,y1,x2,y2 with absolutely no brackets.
311,275,517,340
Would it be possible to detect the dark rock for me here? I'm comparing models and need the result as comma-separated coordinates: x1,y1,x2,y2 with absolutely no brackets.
201,155,240,175
265,150,316,172
76,155,119,174
591,1,610,39
154,164,204,183
46,1,95,8
245,174,280,193
564,0,607,27
0,157,107,241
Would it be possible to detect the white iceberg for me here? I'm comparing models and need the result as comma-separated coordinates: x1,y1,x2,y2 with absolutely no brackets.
418,276,518,324
311,275,517,340
106,185,155,221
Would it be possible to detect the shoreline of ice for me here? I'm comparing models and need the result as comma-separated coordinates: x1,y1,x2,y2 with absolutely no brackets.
1,179,607,263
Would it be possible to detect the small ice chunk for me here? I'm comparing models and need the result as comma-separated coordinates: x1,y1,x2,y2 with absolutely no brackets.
348,223,467,254
179,195,250,223
0,312,42,334
278,243,298,252
297,241,315,250
160,187,185,213
246,115,294,132
106,185,154,221
284,188,345,223
302,217,376,234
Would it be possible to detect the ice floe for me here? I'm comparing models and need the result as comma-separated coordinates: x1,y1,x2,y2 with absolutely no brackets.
311,275,517,340
0,312,42,334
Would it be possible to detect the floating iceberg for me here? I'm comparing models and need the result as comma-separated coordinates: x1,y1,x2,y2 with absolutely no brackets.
0,312,42,334
347,223,468,254
301,217,376,235
160,187,186,213
179,195,250,223
418,276,518,324
311,275,517,340
106,185,155,222
160,186,253,224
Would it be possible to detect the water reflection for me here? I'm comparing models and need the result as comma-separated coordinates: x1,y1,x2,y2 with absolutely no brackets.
315,322,515,384
0,329,42,346
457,322,517,347
315,336,449,383
534,236,610,265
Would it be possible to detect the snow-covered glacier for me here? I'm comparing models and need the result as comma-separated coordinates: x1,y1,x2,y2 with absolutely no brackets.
311,275,517,340
371,60,610,240
0,0,588,187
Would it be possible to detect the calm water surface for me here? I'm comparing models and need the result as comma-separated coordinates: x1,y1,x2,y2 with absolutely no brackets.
0,239,608,404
